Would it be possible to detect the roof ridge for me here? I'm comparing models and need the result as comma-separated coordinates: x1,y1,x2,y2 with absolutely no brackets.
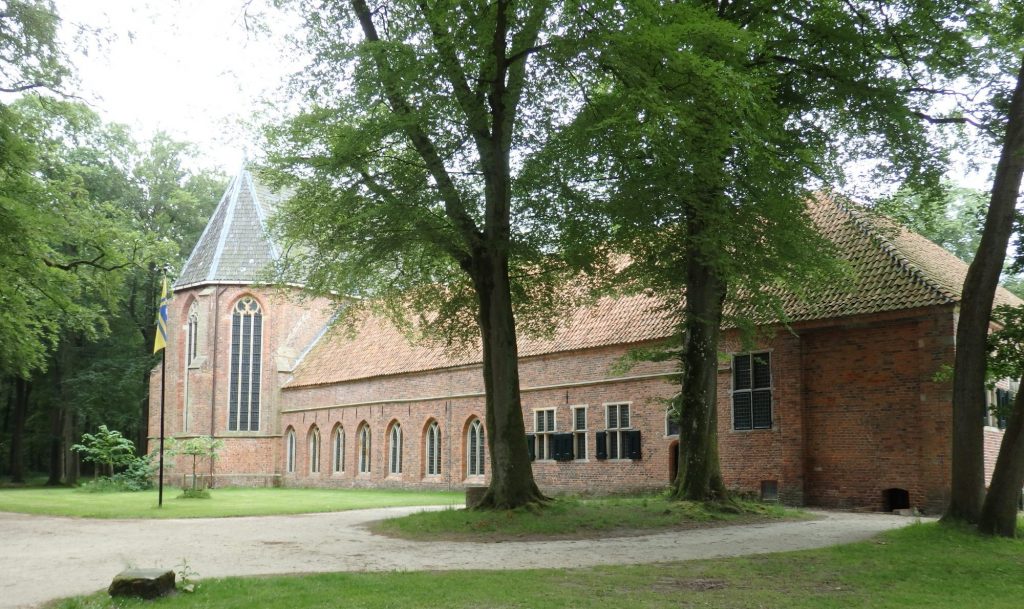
831,196,959,305
207,171,245,282
174,182,233,288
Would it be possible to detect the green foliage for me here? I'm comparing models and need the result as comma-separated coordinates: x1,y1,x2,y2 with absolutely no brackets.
70,425,137,477
178,489,211,499
0,0,70,94
77,455,155,493
168,436,224,491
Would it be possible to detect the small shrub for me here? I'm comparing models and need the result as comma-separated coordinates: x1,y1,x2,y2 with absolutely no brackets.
179,488,211,499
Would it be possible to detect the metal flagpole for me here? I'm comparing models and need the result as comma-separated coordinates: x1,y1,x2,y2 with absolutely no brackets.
159,349,166,507
154,276,170,508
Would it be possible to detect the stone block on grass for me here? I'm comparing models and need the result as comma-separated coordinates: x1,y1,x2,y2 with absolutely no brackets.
108,569,176,599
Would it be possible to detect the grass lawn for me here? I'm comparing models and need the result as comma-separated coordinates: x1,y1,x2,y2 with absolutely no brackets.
0,487,461,519
373,496,799,541
50,522,1024,609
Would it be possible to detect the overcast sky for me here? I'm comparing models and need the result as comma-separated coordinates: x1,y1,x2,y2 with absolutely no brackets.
54,0,300,173
52,1,994,194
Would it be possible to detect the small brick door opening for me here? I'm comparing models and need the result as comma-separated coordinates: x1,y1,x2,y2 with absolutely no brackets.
882,488,910,512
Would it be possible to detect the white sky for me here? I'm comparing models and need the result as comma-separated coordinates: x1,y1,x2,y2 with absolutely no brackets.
54,0,302,173
52,1,996,194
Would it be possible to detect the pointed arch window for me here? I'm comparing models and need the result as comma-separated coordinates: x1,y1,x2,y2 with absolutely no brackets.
358,424,371,474
309,426,321,474
389,423,403,475
332,426,345,474
426,421,441,476
229,297,262,431
186,301,199,366
285,428,296,474
466,419,485,477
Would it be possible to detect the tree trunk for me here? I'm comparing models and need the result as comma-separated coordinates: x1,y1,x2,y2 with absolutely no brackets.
473,249,547,509
672,213,728,502
945,56,1024,524
62,406,78,485
46,407,63,486
979,384,1024,536
9,377,31,483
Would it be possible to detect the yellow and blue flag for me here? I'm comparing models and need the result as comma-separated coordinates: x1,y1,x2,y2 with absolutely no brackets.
153,277,169,353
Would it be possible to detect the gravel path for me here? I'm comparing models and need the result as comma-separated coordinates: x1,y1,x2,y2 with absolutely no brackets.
0,507,917,609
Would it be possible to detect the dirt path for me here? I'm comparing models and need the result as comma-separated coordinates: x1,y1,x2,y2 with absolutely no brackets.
0,507,917,609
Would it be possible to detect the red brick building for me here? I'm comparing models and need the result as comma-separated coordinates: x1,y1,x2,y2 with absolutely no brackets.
150,169,1018,513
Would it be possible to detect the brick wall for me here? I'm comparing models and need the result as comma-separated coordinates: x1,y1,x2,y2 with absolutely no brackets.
151,285,961,511
800,307,955,514
984,427,1005,485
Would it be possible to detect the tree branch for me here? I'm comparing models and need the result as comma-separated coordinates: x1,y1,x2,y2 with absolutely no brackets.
350,0,483,250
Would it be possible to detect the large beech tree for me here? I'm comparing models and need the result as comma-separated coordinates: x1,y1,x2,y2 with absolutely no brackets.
529,0,983,501
267,0,605,508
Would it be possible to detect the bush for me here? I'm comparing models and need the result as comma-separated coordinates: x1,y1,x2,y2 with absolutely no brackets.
76,454,156,493
178,488,211,499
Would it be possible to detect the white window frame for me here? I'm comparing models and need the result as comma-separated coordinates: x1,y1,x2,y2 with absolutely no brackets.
358,424,371,474
466,419,485,477
426,421,441,476
389,423,403,475
332,426,345,474
309,426,320,474
533,407,557,460
604,402,631,460
285,429,296,474
572,405,587,460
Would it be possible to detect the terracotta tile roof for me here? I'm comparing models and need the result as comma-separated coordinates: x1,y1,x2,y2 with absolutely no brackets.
283,194,1021,388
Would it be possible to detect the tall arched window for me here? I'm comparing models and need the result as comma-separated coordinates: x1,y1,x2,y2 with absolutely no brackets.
285,428,296,473
358,424,371,474
426,421,441,476
186,301,199,365
389,423,403,475
309,426,321,474
466,419,485,477
229,297,262,431
332,426,345,473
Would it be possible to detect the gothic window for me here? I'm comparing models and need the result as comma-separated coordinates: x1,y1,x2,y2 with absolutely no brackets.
309,426,321,474
358,424,371,474
426,421,441,476
229,297,262,432
285,428,296,473
186,301,199,366
388,423,403,475
466,419,485,477
332,426,345,473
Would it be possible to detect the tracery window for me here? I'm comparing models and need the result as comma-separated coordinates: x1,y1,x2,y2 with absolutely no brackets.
426,421,441,476
466,419,485,477
358,424,371,474
186,301,199,365
285,428,296,473
388,423,403,475
332,426,345,473
229,297,262,432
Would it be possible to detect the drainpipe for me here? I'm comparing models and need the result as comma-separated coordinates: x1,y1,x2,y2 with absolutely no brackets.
209,286,226,486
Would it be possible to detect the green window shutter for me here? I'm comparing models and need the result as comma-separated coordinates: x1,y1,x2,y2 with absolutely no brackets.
626,430,642,460
554,433,573,462
595,431,607,460
526,434,535,461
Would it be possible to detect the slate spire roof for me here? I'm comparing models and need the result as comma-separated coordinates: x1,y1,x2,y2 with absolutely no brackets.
175,167,284,290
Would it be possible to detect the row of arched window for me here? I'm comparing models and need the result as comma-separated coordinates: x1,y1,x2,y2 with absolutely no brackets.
285,418,486,479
